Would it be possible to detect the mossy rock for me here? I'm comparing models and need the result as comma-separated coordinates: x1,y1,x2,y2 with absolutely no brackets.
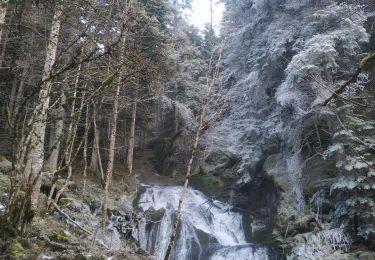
5,240,28,259
147,207,166,222
51,229,71,243
0,172,11,193
191,172,225,197
360,52,375,72
0,156,12,173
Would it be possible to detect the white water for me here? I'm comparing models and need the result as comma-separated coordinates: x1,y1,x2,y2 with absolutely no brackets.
134,186,271,260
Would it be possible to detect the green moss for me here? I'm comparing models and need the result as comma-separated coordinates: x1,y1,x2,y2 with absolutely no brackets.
7,240,27,259
262,234,282,247
127,237,140,247
281,246,293,258
0,173,11,193
191,172,225,196
147,207,166,222
51,228,70,242
360,52,375,71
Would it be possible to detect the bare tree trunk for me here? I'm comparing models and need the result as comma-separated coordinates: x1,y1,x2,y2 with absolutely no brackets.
91,101,105,182
123,118,127,164
127,98,137,175
12,68,26,120
0,2,7,51
46,88,66,173
51,66,85,205
23,6,63,209
82,103,90,197
9,79,17,116
102,81,121,225
90,102,100,170
163,101,206,260
163,36,226,260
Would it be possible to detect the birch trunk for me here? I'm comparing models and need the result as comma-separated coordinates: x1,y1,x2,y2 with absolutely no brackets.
91,101,105,182
0,2,7,50
9,80,17,116
163,36,226,260
127,98,137,175
90,103,100,170
102,81,121,225
51,65,84,206
23,6,63,209
82,104,90,197
123,119,127,164
46,89,66,173
12,68,26,120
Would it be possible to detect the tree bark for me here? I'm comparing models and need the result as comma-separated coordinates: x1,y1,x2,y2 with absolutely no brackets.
127,97,137,175
90,102,100,170
12,68,26,120
23,6,63,209
91,101,105,182
51,66,85,206
102,81,121,225
46,87,66,173
163,35,226,260
0,2,7,50
123,118,127,164
82,103,90,197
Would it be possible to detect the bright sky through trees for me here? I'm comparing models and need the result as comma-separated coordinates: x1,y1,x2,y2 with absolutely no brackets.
187,0,224,33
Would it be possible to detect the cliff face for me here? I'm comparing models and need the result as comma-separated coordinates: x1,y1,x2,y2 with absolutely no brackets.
199,0,375,257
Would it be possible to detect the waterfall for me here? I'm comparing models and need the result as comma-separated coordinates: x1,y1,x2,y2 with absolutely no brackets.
134,185,273,260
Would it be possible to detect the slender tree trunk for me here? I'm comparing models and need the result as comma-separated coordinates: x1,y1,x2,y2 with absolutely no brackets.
51,66,85,205
0,2,7,52
82,103,90,197
12,68,26,120
91,101,105,182
46,88,66,173
123,118,127,164
9,79,17,115
163,36,226,260
102,82,121,225
127,98,137,175
23,6,63,209
163,104,205,260
90,102,100,170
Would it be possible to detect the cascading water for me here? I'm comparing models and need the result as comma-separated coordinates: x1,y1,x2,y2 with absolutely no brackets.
133,185,275,260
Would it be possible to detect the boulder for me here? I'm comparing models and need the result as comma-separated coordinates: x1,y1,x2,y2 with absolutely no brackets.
0,155,12,173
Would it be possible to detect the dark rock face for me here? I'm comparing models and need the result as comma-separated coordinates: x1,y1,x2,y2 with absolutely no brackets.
238,177,280,243
191,150,240,201
191,149,280,243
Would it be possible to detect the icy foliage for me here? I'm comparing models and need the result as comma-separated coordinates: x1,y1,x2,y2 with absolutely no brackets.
276,4,369,111
206,0,371,178
324,84,375,242
160,95,196,132
287,153,305,213
310,189,330,217
291,229,352,259
206,0,374,253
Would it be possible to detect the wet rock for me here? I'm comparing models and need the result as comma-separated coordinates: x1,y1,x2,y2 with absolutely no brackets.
0,155,12,173
263,153,288,191
191,150,239,201
0,172,11,193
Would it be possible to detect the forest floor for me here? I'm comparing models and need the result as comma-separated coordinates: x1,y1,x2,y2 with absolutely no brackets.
0,156,150,260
